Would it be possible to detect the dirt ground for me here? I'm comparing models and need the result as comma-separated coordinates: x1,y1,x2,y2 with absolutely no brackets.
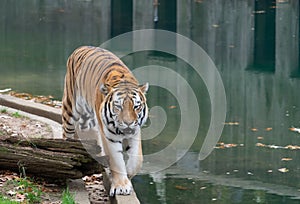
0,110,64,203
0,110,110,203
0,111,53,139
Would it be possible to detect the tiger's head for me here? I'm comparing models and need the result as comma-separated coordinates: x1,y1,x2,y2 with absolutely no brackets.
100,82,149,136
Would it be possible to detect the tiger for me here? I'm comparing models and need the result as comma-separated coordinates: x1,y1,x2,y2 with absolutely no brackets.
61,46,149,196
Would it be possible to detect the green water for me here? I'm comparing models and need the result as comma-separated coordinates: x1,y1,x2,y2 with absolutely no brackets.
1,0,300,203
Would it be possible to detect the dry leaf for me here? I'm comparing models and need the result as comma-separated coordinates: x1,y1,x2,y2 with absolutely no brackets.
225,144,237,148
7,190,16,196
253,10,266,14
278,168,289,173
256,143,265,147
175,185,188,190
15,193,26,201
224,122,239,125
265,127,272,131
285,145,300,150
257,142,300,150
289,127,300,133
215,142,239,149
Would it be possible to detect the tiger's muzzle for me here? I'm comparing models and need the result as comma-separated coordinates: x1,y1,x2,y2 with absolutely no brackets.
122,127,135,135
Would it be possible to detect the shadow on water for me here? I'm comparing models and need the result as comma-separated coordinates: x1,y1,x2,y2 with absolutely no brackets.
1,0,300,203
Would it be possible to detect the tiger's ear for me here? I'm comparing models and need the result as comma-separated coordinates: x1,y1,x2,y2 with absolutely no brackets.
100,83,110,95
139,82,149,94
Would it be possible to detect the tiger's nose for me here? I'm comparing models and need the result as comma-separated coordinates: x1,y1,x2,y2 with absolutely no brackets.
124,121,135,127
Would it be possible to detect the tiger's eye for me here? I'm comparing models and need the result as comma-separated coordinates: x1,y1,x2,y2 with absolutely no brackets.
134,104,141,110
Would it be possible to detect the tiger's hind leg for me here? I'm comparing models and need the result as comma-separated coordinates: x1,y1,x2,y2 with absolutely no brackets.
62,100,77,139
62,113,77,139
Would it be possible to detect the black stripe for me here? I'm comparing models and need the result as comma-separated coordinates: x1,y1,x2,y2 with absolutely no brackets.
65,129,75,134
103,101,110,125
65,109,79,122
102,63,125,81
96,61,121,85
106,97,116,128
65,110,73,118
139,107,146,126
85,104,94,116
106,137,122,144
107,127,116,135
108,62,125,69
109,106,113,119
116,128,124,135
95,60,112,86
66,127,75,131
62,115,73,126
106,94,114,119
81,51,100,82
118,80,137,87
89,119,96,128
75,105,81,116
65,97,73,111
108,120,115,127
90,59,104,81
116,91,125,96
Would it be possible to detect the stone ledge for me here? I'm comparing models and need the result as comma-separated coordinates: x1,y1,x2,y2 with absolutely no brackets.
0,94,61,124
102,169,140,204
68,179,91,204
114,192,140,204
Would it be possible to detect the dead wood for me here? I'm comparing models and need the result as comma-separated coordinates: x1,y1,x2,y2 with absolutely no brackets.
0,136,108,181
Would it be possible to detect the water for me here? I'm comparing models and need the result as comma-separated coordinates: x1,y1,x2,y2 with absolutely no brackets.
1,0,300,203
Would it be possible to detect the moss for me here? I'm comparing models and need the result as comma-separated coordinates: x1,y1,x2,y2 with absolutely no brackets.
0,147,8,153
0,108,7,113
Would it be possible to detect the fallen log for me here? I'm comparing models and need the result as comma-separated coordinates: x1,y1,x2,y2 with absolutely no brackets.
0,135,108,181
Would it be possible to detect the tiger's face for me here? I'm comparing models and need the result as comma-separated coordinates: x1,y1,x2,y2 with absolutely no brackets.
101,83,148,136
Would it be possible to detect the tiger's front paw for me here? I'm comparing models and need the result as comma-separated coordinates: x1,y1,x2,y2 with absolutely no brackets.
110,176,133,196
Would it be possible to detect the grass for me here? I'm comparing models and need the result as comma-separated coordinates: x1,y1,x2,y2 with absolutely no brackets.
11,111,21,118
61,187,76,204
0,175,43,204
1,177,77,204
12,177,42,203
0,195,19,204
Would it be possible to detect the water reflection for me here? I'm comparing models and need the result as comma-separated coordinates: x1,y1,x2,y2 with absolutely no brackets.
1,0,300,203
